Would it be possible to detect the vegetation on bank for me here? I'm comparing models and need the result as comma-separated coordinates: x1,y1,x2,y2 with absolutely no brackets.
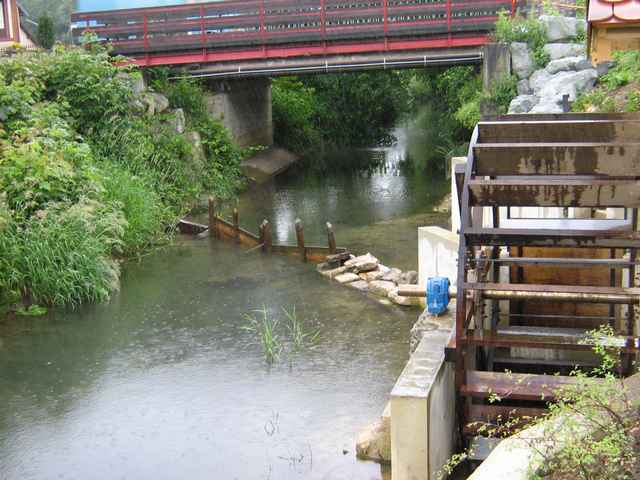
573,50,640,113
0,43,244,313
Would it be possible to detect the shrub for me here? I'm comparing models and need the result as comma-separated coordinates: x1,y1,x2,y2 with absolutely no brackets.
0,104,101,220
37,14,56,50
494,10,550,67
272,77,322,154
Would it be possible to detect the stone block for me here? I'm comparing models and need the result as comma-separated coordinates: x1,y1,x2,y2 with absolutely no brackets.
389,288,422,307
369,280,397,297
320,266,348,279
348,280,369,292
356,403,391,464
517,79,532,95
359,270,385,282
335,273,360,284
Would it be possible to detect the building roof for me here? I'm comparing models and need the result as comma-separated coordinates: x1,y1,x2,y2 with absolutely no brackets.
589,0,640,24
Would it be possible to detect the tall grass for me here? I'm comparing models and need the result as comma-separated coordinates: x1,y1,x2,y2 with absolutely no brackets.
282,306,320,352
0,200,123,308
243,306,283,364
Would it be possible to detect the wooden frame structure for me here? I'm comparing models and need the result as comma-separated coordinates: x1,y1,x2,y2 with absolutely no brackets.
454,114,640,439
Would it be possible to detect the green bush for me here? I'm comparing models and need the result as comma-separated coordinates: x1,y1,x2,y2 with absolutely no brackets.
494,10,550,68
36,14,56,50
272,77,322,154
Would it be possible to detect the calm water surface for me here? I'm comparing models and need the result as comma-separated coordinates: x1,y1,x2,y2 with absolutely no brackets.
0,122,448,480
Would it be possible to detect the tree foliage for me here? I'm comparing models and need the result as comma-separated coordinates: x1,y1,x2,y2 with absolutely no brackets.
36,14,55,49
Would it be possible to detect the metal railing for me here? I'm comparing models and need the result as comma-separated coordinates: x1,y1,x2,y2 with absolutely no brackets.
71,0,523,61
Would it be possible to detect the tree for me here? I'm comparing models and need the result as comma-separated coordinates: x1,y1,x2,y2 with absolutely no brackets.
36,14,55,49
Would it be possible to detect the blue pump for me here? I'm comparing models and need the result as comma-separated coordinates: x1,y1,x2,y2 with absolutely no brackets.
427,277,450,316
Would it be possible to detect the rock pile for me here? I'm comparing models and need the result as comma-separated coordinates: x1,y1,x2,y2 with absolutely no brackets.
317,253,421,307
508,15,607,114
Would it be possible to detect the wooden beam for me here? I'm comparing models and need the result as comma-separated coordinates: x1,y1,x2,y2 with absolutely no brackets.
469,179,640,207
478,121,640,144
474,143,640,176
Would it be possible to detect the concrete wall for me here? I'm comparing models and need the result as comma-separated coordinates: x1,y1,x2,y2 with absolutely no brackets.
391,310,456,480
204,78,273,148
418,227,459,288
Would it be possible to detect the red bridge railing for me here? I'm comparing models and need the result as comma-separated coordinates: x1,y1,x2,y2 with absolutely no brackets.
71,0,524,66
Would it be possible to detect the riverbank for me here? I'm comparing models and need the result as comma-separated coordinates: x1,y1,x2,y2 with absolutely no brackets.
0,44,245,316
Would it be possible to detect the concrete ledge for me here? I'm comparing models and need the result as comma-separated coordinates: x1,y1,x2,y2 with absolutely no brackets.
241,147,299,183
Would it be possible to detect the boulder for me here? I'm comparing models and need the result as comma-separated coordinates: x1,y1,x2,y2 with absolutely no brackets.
508,95,540,114
545,56,592,75
529,69,553,93
378,264,391,275
596,61,615,77
539,15,587,43
544,43,585,61
356,403,391,463
150,92,170,114
320,266,349,279
388,288,422,307
538,69,598,103
369,280,397,297
382,268,403,285
326,252,352,268
400,271,419,285
529,100,564,114
348,280,369,292
359,270,385,282
510,42,534,80
116,72,146,97
167,108,186,134
335,273,360,284
517,79,532,96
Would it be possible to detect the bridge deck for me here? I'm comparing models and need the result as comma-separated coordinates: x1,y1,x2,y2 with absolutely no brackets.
71,0,523,68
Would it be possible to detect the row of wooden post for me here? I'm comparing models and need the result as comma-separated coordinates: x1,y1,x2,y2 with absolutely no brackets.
209,197,337,262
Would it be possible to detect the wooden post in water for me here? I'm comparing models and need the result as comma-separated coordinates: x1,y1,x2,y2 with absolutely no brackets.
208,197,218,239
261,220,272,252
233,208,240,244
295,219,306,262
327,222,337,254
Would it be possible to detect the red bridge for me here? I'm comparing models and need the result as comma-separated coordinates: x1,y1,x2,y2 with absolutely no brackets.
71,0,523,77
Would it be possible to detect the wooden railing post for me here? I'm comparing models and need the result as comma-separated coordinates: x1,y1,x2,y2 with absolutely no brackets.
143,14,149,51
295,219,306,262
511,0,517,17
383,0,389,38
200,4,206,47
446,0,452,42
261,219,272,252
208,197,218,239
233,208,240,243
327,222,337,254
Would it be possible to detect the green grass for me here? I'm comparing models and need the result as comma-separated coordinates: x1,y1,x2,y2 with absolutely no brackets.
282,305,320,352
243,306,283,364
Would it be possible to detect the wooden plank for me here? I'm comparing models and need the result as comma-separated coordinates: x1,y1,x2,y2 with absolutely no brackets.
465,227,640,249
469,179,640,207
485,113,640,122
462,330,639,353
474,143,640,177
460,371,598,401
478,121,640,144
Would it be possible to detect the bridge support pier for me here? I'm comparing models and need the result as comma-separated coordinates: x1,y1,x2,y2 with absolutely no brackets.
482,43,511,92
204,78,274,148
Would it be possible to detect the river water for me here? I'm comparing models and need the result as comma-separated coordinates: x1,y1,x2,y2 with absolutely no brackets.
0,122,448,480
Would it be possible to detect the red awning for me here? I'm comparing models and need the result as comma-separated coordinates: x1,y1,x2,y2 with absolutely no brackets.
589,0,640,23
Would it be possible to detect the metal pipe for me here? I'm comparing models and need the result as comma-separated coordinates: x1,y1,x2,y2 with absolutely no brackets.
169,55,483,80
397,284,639,304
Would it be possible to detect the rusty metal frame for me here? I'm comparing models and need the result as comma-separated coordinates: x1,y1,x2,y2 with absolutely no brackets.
454,113,640,443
